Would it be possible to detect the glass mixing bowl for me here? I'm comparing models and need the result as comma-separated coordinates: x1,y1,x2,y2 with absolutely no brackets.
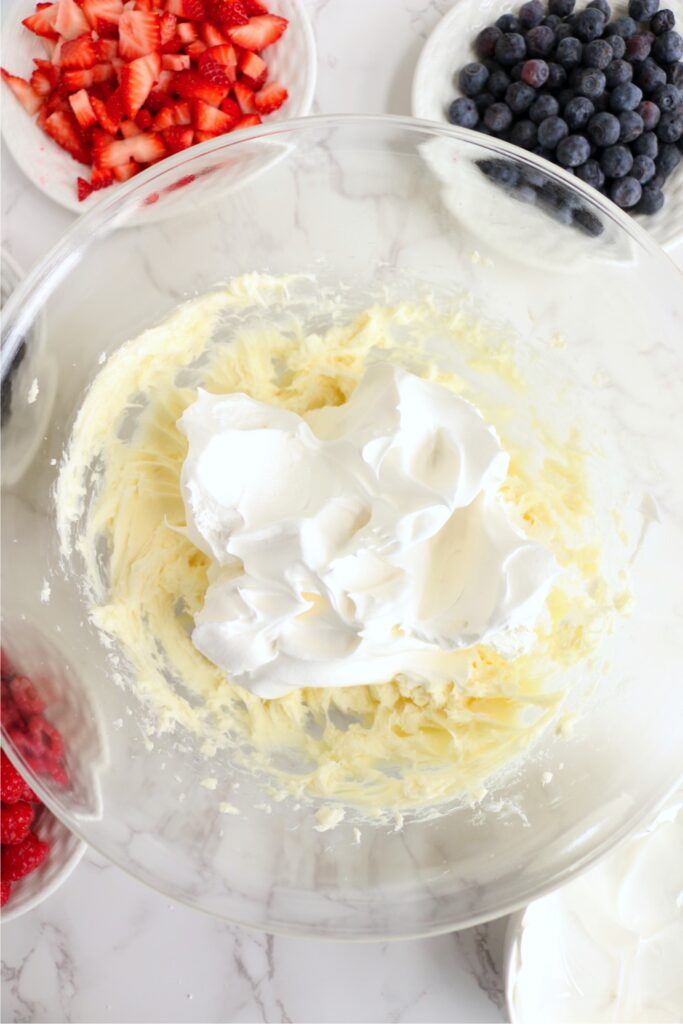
2,116,683,938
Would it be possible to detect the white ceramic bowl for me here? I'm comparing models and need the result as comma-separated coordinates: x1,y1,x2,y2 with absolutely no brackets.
412,0,683,250
1,0,317,216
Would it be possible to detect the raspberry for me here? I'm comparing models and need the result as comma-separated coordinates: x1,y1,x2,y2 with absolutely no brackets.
9,676,45,716
1,831,49,881
1,801,34,844
0,880,12,907
27,715,64,761
21,779,41,803
1,750,26,803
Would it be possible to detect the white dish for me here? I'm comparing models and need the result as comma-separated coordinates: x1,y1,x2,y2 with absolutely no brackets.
412,0,683,251
1,0,317,217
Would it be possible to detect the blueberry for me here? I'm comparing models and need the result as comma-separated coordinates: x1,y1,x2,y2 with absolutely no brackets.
459,62,490,97
575,157,606,187
657,140,682,174
587,111,621,145
555,23,575,42
583,40,613,69
625,33,654,62
593,92,610,111
576,68,607,97
474,91,496,113
526,25,557,57
556,37,584,68
610,175,642,207
538,115,570,148
547,62,568,89
521,164,550,188
651,9,675,34
495,33,528,67
606,35,627,59
601,143,635,176
496,14,520,33
530,93,561,123
631,153,657,181
565,95,596,129
619,110,645,142
484,101,514,132
519,1,545,30
637,100,661,129
489,69,512,97
549,0,576,14
543,15,563,31
635,58,667,91
656,110,683,140
572,205,605,236
609,82,643,111
628,0,660,21
574,9,606,42
510,119,539,148
521,59,550,87
667,62,683,88
605,17,638,39
588,0,612,17
506,81,536,112
605,59,634,88
650,171,668,186
652,31,683,63
634,129,659,155
652,83,683,109
510,61,526,81
477,158,521,187
637,183,665,212
557,134,591,166
475,26,504,60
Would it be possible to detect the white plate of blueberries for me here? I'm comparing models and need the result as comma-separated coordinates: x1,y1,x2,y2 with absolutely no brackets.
412,0,683,250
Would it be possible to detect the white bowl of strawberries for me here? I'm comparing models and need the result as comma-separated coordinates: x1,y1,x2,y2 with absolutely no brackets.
1,659,86,923
0,0,316,213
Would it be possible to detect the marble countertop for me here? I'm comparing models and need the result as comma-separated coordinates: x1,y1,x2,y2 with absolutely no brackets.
1,1,682,1021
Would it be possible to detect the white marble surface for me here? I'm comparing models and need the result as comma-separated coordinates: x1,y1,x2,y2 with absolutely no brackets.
2,1,682,1022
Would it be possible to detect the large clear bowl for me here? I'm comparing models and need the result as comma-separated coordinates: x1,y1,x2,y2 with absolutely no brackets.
2,116,683,938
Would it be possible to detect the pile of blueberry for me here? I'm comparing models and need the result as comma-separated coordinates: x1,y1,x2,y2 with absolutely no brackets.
449,0,683,216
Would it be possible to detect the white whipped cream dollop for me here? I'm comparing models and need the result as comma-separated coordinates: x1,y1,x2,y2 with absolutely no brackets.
179,363,557,698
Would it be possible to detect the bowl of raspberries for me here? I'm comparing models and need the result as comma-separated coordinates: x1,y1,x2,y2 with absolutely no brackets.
1,655,85,922
413,0,683,247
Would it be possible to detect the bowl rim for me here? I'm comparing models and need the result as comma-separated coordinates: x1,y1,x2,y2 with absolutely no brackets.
2,113,683,938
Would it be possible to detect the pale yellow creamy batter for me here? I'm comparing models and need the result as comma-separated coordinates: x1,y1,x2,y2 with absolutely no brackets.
57,275,627,814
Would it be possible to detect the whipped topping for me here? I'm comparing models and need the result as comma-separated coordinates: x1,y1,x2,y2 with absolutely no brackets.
179,363,557,698
508,792,683,1024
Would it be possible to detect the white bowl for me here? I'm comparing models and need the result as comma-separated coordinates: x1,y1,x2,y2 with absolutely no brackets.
412,0,683,251
1,0,317,217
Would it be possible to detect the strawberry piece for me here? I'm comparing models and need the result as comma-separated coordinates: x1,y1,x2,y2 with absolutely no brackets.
161,53,190,70
1,832,50,882
22,3,59,39
1,752,27,804
1,802,35,845
95,38,119,62
134,0,156,9
0,881,12,908
98,130,165,167
61,32,98,69
136,107,153,129
121,51,160,117
164,0,205,16
95,15,119,37
194,129,218,141
90,92,119,132
8,676,45,717
1,70,43,115
243,0,267,13
62,63,115,90
152,98,190,127
171,68,229,105
91,164,114,188
200,43,236,78
219,95,240,119
30,67,57,97
198,21,226,45
185,40,207,56
44,111,90,162
191,96,233,132
228,14,286,51
238,49,266,89
69,88,97,129
81,0,123,28
159,10,177,43
118,10,161,60
120,118,142,136
162,124,193,150
208,0,248,28
232,78,255,113
175,21,198,43
41,37,58,58
111,160,142,181
54,0,90,40
144,88,171,112
234,112,260,128
253,80,286,113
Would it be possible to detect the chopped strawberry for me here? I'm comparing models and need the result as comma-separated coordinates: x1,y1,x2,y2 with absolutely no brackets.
185,40,207,56
90,91,120,132
171,68,230,105
161,53,190,70
238,49,266,89
120,118,142,136
1,70,43,115
1,832,50,882
243,0,267,13
193,129,218,141
1,881,12,908
152,98,190,127
200,43,236,79
43,91,69,114
121,50,160,117
97,130,165,167
232,78,255,113
54,0,90,40
118,10,161,60
198,21,226,45
30,66,58,97
191,96,233,132
61,32,98,70
81,0,123,28
77,175,93,200
91,164,114,188
234,112,260,128
95,37,119,62
22,3,59,39
253,80,286,114
111,160,142,181
228,14,287,51
62,63,114,90
41,37,58,58
144,88,170,112
162,124,193,150
176,21,198,43
136,107,152,129
69,87,97,128
219,95,240,120
1,802,35,845
164,0,205,16
43,108,90,162
208,0,248,29
95,15,119,37
159,10,177,43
